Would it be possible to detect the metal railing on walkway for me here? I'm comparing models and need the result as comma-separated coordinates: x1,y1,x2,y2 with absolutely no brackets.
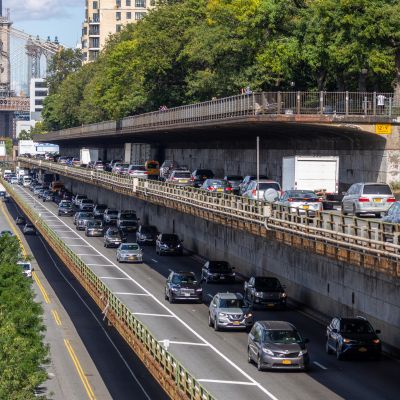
35,91,400,141
18,158,400,273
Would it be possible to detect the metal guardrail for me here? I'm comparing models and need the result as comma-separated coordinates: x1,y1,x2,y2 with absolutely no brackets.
3,179,215,400
18,158,400,267
35,91,400,141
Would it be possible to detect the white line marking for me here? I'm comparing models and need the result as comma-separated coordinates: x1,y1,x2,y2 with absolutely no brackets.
114,292,150,296
100,277,130,280
76,253,104,256
69,244,91,247
37,237,152,400
150,258,158,263
313,361,328,370
197,379,256,385
59,237,82,239
159,341,209,347
87,264,114,267
19,187,279,400
133,313,174,318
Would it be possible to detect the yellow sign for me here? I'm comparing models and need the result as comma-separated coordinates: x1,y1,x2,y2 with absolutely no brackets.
375,124,392,135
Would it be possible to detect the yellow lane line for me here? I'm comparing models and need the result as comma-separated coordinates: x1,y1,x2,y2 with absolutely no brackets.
0,201,27,256
51,309,62,326
32,271,51,304
64,339,96,400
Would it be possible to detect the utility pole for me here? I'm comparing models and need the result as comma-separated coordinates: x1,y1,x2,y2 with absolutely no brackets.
256,136,260,201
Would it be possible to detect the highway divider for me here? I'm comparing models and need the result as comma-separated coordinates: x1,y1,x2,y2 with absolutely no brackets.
3,179,215,400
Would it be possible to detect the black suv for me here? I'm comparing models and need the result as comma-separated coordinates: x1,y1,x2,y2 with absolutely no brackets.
136,225,158,244
244,276,287,309
326,316,381,360
201,261,235,283
190,169,214,188
156,233,183,255
164,271,203,303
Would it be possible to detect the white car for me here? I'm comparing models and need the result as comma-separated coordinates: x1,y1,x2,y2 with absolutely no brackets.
276,190,323,215
128,165,148,178
242,180,281,200
73,194,87,206
17,261,33,278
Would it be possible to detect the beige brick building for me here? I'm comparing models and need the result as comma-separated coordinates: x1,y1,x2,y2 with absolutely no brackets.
81,0,155,62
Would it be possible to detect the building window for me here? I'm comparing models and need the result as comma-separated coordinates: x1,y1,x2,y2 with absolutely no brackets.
126,12,131,19
35,90,47,97
93,1,98,9
93,13,100,22
35,99,44,106
126,0,131,5
135,12,146,20
116,11,121,20
116,24,122,32
34,81,47,88
135,0,146,7
116,0,121,7
91,38,100,48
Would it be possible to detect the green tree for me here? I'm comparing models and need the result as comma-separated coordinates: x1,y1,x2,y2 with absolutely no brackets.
18,130,32,140
0,235,48,399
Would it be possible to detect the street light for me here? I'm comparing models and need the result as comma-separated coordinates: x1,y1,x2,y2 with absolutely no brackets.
256,136,260,201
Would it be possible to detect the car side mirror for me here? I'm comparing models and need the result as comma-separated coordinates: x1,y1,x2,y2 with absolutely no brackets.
303,338,310,344
375,329,381,334
332,328,338,333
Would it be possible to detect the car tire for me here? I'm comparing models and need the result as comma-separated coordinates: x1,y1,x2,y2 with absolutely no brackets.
336,345,343,360
213,318,219,331
168,292,174,304
208,313,213,327
325,340,333,354
375,213,381,218
341,204,347,215
164,290,168,301
247,348,253,364
257,355,263,371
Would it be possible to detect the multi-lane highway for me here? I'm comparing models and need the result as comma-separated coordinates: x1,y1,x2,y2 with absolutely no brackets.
10,184,400,400
2,195,168,400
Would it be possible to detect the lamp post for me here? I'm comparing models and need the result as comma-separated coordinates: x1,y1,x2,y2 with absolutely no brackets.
256,136,260,201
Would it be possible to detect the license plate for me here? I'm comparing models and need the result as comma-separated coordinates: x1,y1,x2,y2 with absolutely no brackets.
373,198,382,203
217,188,223,192
232,321,240,325
282,360,292,365
267,303,275,307
220,276,225,279
184,293,190,297
179,180,187,183
303,205,309,210
358,347,367,352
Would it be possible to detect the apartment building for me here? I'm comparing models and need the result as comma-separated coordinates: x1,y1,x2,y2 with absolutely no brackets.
81,0,155,62
29,78,48,121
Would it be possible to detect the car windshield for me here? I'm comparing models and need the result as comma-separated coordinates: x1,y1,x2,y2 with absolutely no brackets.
340,320,374,334
107,210,118,216
254,277,281,290
207,180,228,186
196,170,213,176
208,261,231,273
120,221,136,226
362,184,392,195
219,299,244,308
286,191,317,200
121,244,139,251
162,234,179,243
120,164,129,168
79,212,93,218
81,199,93,204
258,182,280,191
120,213,136,219
88,221,102,227
141,226,157,234
19,263,31,271
96,205,107,210
147,163,159,169
171,274,197,284
173,172,191,178
226,176,243,181
60,202,72,207
131,166,146,171
107,230,121,237
265,330,303,344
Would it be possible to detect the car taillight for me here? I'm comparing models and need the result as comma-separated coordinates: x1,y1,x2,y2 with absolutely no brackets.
387,197,396,202
287,198,293,202
318,198,323,202
144,171,148,175
208,186,214,191
252,190,257,196
190,176,194,181
226,187,233,191
358,197,369,202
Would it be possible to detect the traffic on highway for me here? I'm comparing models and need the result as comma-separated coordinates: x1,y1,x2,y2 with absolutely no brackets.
3,169,400,400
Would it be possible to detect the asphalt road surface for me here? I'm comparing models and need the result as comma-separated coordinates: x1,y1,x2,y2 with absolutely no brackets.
9,184,400,400
3,195,168,400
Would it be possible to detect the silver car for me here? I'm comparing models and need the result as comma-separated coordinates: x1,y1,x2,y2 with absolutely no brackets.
75,212,94,230
116,243,143,263
248,321,310,371
208,292,253,331
342,183,395,217
85,220,104,237
276,190,323,215
243,180,281,200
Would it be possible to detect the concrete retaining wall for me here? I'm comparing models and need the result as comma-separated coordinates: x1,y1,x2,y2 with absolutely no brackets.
63,178,400,351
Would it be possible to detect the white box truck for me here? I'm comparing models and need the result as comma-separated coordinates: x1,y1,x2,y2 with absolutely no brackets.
282,156,340,209
80,148,99,166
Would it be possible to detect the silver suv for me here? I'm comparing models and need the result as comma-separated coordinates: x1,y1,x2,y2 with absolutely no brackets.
208,292,253,331
342,183,395,217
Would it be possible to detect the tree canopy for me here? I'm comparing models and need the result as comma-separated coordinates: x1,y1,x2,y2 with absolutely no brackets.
42,0,400,130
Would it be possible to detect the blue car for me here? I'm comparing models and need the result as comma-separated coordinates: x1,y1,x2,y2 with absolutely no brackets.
383,201,400,223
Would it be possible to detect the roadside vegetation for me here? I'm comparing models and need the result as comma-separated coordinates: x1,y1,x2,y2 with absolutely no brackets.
43,0,400,130
0,234,48,400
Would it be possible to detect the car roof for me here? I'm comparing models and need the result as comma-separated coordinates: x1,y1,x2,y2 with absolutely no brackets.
173,271,195,276
217,292,242,300
257,320,295,330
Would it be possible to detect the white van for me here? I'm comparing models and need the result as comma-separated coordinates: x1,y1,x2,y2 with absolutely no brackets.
22,176,32,187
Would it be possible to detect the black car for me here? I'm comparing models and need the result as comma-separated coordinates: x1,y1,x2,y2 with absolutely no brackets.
23,223,36,235
93,204,107,219
201,261,235,283
15,216,26,225
104,227,127,248
42,190,54,202
58,201,74,216
165,271,203,303
136,225,158,244
155,233,183,255
190,169,214,188
244,276,287,309
326,316,381,360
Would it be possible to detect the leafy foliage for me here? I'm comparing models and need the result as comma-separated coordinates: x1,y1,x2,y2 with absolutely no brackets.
0,235,48,399
42,0,400,130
